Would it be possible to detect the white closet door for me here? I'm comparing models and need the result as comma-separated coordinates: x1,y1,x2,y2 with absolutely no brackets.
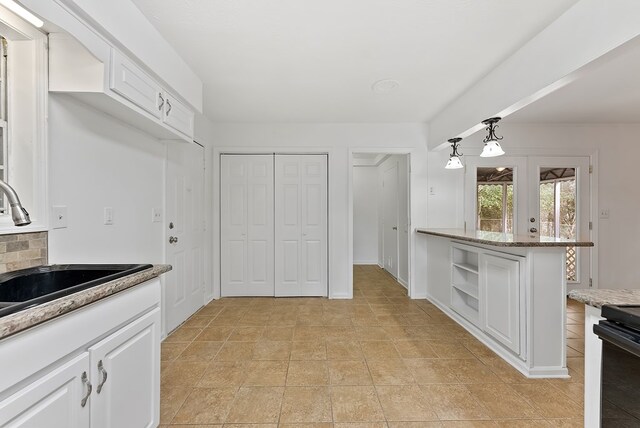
221,155,274,296
275,155,328,297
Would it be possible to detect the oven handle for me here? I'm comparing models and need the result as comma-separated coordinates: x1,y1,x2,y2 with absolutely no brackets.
594,320,640,358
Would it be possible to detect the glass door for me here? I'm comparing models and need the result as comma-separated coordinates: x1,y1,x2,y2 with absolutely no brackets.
528,157,591,289
464,156,528,235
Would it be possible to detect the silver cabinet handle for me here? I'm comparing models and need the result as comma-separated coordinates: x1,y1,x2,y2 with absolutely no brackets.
97,360,108,394
81,371,92,407
166,99,172,115
158,93,165,111
169,236,178,244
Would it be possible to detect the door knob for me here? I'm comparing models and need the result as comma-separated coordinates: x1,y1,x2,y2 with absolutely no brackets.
530,218,536,223
529,228,538,233
169,236,178,244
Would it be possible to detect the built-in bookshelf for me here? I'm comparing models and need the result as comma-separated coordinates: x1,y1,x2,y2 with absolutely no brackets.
451,244,480,326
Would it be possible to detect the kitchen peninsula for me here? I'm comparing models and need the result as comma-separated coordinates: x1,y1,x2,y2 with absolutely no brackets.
417,228,593,378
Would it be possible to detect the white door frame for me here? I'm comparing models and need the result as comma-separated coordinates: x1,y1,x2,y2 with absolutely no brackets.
212,147,332,299
348,148,413,297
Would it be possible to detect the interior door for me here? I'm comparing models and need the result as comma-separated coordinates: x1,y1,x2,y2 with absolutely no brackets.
382,163,399,278
275,154,327,297
528,156,591,290
165,142,205,333
221,155,274,296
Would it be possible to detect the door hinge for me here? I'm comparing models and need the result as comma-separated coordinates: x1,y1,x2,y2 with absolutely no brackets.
589,221,592,230
589,278,593,287
589,165,593,174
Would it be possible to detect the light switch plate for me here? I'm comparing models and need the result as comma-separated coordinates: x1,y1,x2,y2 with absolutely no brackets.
599,208,610,219
52,205,67,229
104,207,114,225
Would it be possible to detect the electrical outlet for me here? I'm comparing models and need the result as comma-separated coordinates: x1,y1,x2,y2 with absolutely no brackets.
599,208,610,219
104,207,114,225
429,186,436,196
152,208,162,223
52,206,67,229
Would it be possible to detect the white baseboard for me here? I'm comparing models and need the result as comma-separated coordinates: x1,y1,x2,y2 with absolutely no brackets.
353,260,379,265
397,276,408,289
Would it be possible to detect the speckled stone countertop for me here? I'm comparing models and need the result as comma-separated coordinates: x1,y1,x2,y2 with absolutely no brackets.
416,228,594,248
0,264,171,340
568,289,640,308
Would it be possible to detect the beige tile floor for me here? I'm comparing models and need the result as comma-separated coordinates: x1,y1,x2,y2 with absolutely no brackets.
160,265,586,427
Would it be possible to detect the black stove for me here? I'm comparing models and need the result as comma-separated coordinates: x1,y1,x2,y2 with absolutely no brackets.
594,305,640,426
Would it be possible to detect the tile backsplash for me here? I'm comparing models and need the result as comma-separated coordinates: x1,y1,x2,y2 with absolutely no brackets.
0,232,47,273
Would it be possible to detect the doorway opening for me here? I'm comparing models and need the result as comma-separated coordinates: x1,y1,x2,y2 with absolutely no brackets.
352,153,410,291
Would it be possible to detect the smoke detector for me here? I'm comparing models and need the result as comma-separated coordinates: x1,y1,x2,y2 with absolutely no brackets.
372,79,400,94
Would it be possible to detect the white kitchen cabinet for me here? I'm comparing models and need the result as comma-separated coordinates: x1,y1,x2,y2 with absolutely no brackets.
0,354,90,427
0,279,161,428
479,253,524,355
162,93,195,138
89,308,160,428
110,50,164,119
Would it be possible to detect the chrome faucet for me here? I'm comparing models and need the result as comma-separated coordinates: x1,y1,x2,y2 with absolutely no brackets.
0,179,31,226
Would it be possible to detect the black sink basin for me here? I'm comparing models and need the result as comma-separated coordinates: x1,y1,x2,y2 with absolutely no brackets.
0,264,152,318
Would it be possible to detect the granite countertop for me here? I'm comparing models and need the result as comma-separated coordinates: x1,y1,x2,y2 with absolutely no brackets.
568,289,640,308
0,264,171,340
416,228,594,248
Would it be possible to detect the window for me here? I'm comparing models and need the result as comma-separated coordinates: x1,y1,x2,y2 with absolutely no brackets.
476,167,514,233
538,168,577,281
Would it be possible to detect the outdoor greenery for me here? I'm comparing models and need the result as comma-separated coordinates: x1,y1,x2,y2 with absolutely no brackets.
539,179,576,239
477,184,513,233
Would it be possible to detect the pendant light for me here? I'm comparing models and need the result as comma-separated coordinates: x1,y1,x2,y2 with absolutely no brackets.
445,138,464,169
480,117,505,157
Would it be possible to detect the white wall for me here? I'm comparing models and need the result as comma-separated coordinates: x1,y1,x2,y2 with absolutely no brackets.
210,123,429,299
427,122,640,290
47,94,165,264
352,166,378,264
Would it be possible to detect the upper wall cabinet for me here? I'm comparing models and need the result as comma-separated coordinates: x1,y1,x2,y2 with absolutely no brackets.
110,50,164,120
49,33,195,141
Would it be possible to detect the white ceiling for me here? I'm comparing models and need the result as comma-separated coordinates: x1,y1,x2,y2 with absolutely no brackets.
506,40,640,124
132,0,578,123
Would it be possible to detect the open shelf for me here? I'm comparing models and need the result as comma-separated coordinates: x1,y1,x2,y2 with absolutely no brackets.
452,261,478,274
450,244,481,327
452,281,479,299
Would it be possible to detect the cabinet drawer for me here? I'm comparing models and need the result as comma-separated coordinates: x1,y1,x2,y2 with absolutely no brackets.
110,50,163,119
163,93,194,138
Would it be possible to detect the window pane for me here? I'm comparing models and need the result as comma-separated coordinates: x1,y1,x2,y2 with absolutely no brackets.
539,182,555,237
477,184,504,232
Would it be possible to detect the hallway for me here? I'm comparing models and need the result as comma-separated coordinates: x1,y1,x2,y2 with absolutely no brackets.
160,265,584,426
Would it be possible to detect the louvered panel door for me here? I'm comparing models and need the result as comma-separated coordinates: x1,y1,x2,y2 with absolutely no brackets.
221,155,274,296
275,155,327,297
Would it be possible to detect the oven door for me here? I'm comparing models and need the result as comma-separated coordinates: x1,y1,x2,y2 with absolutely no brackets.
594,320,640,426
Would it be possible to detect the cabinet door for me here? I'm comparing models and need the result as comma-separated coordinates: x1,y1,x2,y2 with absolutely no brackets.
163,93,194,138
89,308,161,428
110,50,163,118
0,353,91,428
480,254,522,355
275,155,328,297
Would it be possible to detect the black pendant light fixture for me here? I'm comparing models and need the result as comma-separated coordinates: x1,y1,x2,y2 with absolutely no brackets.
480,117,505,157
445,138,464,169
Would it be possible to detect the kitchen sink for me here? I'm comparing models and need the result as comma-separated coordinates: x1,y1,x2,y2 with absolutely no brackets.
0,264,152,318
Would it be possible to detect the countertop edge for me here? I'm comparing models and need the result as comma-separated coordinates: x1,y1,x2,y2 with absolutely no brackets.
568,289,640,309
416,228,594,248
0,264,172,340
